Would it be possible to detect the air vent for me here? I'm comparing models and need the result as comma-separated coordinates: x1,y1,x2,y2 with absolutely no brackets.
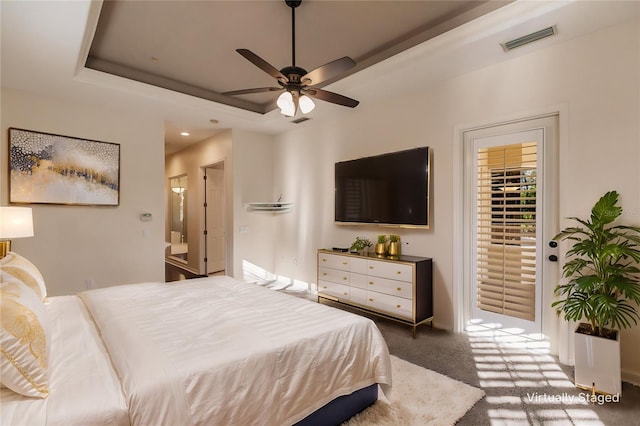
501,26,556,52
291,117,311,124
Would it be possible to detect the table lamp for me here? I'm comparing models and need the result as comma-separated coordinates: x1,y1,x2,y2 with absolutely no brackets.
0,206,34,259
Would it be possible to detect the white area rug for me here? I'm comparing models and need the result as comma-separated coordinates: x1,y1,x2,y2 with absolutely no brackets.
344,355,485,426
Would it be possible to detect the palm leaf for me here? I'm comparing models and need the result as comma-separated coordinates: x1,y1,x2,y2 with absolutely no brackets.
591,190,622,225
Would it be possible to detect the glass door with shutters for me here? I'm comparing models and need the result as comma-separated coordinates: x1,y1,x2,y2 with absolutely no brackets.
470,129,545,334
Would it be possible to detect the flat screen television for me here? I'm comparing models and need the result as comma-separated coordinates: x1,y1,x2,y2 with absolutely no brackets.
335,147,430,228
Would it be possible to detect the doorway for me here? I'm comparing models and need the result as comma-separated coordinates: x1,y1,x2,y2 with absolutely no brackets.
204,163,225,275
463,115,559,336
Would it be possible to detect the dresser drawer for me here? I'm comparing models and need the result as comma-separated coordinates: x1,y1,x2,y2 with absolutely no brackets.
318,280,350,299
350,272,368,289
366,276,413,299
349,287,368,306
367,260,413,282
366,291,413,321
318,253,350,271
350,257,369,274
318,267,349,285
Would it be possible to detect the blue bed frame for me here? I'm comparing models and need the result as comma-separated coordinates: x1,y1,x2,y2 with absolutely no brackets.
294,383,378,426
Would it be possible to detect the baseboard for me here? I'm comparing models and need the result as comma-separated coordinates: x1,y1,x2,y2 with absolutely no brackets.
622,369,640,386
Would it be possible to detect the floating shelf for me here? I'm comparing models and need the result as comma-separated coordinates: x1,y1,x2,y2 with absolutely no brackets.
246,202,293,213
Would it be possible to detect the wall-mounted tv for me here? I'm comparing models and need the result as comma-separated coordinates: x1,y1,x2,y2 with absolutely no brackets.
335,147,430,228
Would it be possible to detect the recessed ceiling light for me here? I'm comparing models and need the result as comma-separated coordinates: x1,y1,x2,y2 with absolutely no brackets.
180,132,190,136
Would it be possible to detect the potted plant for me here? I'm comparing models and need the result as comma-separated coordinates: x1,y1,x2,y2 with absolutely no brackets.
388,235,401,258
552,190,640,395
375,235,388,257
350,237,372,255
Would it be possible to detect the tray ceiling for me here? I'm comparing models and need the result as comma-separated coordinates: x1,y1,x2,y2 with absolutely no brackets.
86,0,509,115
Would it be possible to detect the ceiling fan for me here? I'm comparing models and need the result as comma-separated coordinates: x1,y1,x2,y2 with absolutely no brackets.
222,0,359,117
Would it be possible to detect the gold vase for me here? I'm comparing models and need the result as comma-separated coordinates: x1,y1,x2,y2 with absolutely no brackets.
374,242,387,257
388,241,400,257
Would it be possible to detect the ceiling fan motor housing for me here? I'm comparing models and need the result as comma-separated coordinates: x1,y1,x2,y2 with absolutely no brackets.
285,1,302,8
279,66,308,87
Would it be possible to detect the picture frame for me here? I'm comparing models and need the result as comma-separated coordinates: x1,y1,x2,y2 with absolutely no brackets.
8,128,120,206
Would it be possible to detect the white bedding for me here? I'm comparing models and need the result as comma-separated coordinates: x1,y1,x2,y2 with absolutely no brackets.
79,276,392,426
0,296,128,426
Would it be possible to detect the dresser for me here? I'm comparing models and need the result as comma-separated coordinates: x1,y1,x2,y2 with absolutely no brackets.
317,249,433,337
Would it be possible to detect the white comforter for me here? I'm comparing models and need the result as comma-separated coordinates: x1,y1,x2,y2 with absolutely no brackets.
0,296,128,426
79,276,392,426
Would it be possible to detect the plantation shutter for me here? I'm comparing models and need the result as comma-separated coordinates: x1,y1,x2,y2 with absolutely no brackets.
475,142,537,321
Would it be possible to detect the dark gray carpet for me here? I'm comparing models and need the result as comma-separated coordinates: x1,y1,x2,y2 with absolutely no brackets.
371,316,640,426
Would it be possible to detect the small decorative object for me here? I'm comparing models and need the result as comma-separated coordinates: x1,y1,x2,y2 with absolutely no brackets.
375,235,388,257
388,235,401,258
9,128,120,206
350,237,372,255
553,191,640,395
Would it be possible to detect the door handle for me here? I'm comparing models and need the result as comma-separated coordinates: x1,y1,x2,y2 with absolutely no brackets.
548,255,558,262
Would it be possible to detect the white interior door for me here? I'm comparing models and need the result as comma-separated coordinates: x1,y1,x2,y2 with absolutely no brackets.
205,166,225,274
464,116,558,336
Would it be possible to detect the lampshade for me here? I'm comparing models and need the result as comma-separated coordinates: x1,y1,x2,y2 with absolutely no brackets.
0,207,34,238
277,91,296,117
299,95,315,114
0,207,34,258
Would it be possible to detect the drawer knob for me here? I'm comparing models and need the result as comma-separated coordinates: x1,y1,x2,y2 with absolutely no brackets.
344,292,348,296
343,261,348,265
322,272,327,276
343,277,348,280
322,286,327,289
369,266,374,269
397,287,402,291
396,304,401,308
396,271,401,275
322,258,327,262
369,298,374,302
369,282,374,285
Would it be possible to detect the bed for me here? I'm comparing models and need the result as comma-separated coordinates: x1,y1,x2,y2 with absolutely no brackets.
1,274,392,426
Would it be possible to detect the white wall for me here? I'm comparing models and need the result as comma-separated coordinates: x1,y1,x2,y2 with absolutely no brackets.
230,129,277,279
1,88,165,295
271,20,640,377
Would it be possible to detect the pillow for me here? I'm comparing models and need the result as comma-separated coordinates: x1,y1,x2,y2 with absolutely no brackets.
0,279,49,398
0,252,47,300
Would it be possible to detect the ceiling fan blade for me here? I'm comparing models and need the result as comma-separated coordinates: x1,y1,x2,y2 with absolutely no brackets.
304,88,359,108
301,56,356,86
222,87,283,96
236,49,287,82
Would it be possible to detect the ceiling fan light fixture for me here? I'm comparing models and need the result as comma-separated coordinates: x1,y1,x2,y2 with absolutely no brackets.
277,91,296,116
299,95,315,114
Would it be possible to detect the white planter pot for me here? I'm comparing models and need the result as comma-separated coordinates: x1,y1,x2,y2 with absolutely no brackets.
574,326,621,395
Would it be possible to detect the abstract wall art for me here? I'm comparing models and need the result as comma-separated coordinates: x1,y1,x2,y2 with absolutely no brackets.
8,128,120,206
